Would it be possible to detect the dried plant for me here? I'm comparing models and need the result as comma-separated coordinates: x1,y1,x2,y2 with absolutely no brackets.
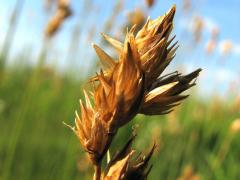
45,0,72,37
192,16,204,43
127,8,146,31
177,165,200,180
182,0,192,13
205,27,219,55
65,5,201,180
104,135,155,180
230,118,240,134
145,0,155,8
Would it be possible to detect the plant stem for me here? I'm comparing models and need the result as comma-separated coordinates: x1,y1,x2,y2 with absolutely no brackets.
93,163,101,180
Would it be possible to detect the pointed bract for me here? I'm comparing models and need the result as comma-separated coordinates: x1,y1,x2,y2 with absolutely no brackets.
104,137,156,180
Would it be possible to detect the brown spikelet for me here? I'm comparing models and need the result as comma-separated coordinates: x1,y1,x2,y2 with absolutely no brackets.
104,136,156,180
101,33,123,53
177,165,201,180
92,5,201,117
145,0,155,8
104,151,134,180
192,16,204,43
127,8,146,31
92,43,116,69
45,0,72,37
230,118,240,134
93,32,145,132
140,69,201,115
64,91,110,165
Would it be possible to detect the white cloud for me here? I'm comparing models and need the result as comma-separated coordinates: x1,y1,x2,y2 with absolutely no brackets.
233,44,240,56
203,17,218,33
214,68,235,83
191,66,238,97
178,15,218,34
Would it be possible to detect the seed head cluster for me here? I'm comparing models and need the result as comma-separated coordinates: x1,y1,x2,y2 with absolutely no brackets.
66,5,201,179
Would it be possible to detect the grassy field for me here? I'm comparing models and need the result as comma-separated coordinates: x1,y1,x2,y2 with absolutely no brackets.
0,1,239,179
0,60,239,180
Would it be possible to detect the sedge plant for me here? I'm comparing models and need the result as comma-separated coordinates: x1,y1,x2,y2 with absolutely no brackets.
65,5,201,180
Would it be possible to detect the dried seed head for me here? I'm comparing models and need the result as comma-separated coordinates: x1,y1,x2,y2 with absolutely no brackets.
135,5,177,88
96,6,177,87
104,151,134,180
230,118,240,134
104,136,155,180
127,8,146,31
93,33,144,132
145,0,155,8
91,5,201,122
205,39,216,55
140,69,201,115
45,10,65,37
192,16,204,43
45,0,72,37
177,165,201,180
219,39,233,56
66,5,202,179
182,0,191,12
65,91,111,165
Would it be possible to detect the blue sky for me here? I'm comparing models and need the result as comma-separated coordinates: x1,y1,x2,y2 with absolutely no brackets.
0,0,239,98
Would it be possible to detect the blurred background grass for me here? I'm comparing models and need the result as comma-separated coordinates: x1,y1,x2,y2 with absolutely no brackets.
0,0,239,179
